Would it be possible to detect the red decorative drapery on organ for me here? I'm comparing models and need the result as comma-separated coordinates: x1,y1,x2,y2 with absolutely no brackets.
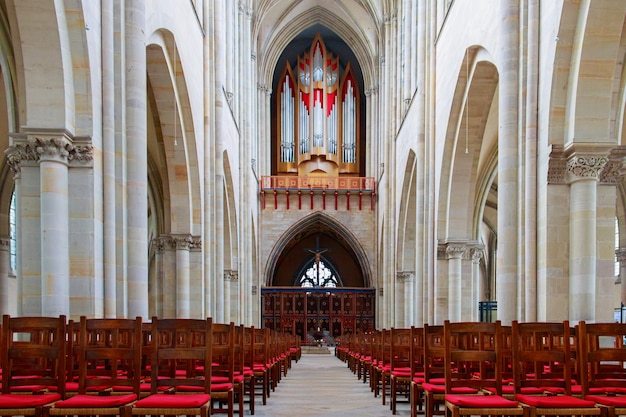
277,34,360,176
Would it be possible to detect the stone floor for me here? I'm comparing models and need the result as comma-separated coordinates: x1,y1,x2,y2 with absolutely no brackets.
251,348,412,416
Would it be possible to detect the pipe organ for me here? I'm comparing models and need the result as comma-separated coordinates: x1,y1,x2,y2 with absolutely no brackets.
276,34,360,176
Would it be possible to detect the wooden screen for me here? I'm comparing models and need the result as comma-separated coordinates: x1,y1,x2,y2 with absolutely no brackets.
261,287,375,342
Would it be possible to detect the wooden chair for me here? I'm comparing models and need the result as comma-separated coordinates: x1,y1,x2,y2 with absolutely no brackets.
408,326,425,417
389,327,412,414
210,322,235,417
44,316,143,417
251,327,270,406
0,314,67,417
123,317,213,417
511,320,601,417
443,320,527,417
420,324,468,417
577,321,626,417
242,326,255,415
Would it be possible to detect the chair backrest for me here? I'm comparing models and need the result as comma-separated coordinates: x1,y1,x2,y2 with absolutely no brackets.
212,322,235,383
410,326,425,378
390,327,412,371
78,316,143,395
252,327,268,368
148,317,213,394
423,324,444,383
511,320,574,395
443,320,503,395
1,314,67,396
577,321,626,395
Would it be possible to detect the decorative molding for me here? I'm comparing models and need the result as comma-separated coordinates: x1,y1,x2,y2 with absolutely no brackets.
396,271,415,283
470,247,484,263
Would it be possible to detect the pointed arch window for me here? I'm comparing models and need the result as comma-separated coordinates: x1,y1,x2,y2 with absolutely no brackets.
277,34,360,176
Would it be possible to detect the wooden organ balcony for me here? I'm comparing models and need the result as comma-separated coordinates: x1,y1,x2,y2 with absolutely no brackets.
260,175,376,210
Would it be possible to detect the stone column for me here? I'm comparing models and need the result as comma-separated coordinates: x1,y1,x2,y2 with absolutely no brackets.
37,137,71,316
5,143,31,316
102,0,117,318
150,237,165,318
175,235,192,319
568,154,607,321
125,0,148,319
0,237,10,315
497,0,520,324
397,271,414,326
446,244,466,322
471,248,484,322
617,248,626,316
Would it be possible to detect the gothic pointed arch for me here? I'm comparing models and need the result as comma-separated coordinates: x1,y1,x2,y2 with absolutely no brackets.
264,212,372,288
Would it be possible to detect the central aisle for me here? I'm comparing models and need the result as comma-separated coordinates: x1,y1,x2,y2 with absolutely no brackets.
253,350,410,416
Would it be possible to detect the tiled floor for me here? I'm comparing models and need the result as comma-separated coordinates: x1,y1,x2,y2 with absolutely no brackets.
251,349,412,416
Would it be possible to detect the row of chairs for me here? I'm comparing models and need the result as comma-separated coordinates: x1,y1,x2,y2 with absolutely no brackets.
0,315,302,417
337,320,626,417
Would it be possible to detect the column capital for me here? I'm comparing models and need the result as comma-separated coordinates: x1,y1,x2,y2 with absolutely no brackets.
173,234,193,250
224,269,239,281
616,248,626,263
548,144,611,184
396,271,415,283
5,131,93,175
438,239,484,260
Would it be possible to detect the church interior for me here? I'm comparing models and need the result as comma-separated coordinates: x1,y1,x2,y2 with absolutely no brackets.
0,0,625,339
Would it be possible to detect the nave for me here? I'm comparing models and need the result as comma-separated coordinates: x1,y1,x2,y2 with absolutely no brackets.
254,350,409,417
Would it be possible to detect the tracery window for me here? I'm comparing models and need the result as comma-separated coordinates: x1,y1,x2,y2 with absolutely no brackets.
298,260,339,288
276,34,360,177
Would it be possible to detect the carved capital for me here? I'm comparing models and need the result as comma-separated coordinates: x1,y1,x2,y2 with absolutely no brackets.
151,236,170,254
224,269,239,281
365,86,378,97
174,235,193,250
616,248,626,264
567,154,608,182
548,145,567,184
5,141,38,176
189,237,202,250
438,239,484,260
396,271,415,283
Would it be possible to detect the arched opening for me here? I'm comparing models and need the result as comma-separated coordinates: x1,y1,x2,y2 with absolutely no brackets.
262,213,374,343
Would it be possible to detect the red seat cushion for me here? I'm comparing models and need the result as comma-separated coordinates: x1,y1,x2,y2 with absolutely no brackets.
445,394,519,408
515,394,596,408
134,394,210,408
0,393,61,408
210,383,233,392
585,395,626,407
422,383,478,394
53,393,137,408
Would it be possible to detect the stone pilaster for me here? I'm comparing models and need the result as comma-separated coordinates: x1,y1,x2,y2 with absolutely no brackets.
397,271,414,326
175,235,192,318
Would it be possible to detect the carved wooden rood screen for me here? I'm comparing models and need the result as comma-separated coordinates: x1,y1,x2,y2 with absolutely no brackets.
261,287,376,344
